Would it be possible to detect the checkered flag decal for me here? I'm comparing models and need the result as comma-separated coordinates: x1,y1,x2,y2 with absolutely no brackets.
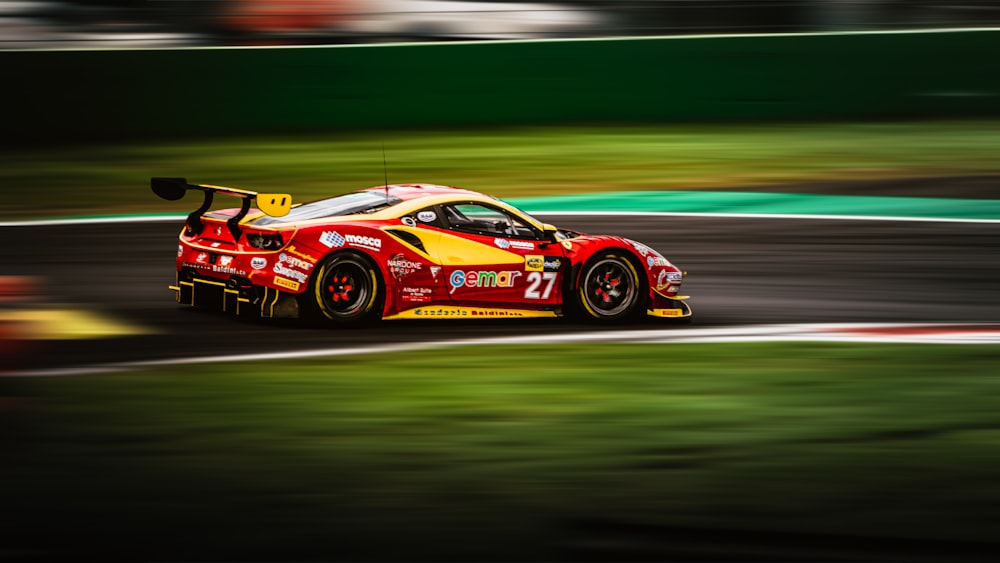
320,231,345,248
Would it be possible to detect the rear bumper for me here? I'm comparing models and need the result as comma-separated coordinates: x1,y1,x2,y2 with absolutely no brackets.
170,270,300,318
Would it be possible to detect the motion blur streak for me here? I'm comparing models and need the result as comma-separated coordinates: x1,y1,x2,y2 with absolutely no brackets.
0,274,157,374
3,1,1000,48
0,276,41,372
7,322,1000,378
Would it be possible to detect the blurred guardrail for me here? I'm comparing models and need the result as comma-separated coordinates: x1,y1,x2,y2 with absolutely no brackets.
2,28,998,144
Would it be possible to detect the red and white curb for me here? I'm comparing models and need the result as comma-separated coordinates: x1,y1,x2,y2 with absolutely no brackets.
4,322,1000,378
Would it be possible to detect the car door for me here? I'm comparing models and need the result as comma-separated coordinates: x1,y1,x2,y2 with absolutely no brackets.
417,201,564,307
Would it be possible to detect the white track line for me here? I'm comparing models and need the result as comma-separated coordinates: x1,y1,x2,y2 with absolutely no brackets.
6,323,1000,378
5,27,998,53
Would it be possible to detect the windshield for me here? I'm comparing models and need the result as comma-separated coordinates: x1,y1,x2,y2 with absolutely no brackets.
251,191,402,225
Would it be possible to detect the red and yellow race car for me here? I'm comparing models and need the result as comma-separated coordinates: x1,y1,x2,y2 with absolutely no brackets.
153,178,691,324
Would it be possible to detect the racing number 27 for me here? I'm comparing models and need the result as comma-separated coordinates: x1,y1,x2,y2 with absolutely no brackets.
525,271,558,299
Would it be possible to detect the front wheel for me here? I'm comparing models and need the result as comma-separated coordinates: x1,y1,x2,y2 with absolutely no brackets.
309,252,383,325
574,253,645,322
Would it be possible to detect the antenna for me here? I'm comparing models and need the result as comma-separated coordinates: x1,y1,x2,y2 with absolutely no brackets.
382,143,389,203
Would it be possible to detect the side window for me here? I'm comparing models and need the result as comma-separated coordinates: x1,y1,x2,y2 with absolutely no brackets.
506,214,542,240
442,203,541,240
407,206,446,229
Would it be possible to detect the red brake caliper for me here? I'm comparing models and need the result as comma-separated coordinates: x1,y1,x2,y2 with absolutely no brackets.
328,275,353,302
608,277,620,291
596,272,611,302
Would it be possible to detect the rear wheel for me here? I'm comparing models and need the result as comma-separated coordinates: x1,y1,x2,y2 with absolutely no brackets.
310,252,382,325
575,253,645,322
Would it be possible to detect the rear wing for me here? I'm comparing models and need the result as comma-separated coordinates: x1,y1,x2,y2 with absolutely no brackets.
151,177,291,241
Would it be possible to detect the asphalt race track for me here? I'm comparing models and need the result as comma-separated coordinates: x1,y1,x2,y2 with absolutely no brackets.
6,209,998,372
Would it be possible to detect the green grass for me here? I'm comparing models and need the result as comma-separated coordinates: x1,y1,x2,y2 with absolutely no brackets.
4,120,1000,219
4,342,1000,560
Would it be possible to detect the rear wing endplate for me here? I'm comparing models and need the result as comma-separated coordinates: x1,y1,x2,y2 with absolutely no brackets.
151,177,291,241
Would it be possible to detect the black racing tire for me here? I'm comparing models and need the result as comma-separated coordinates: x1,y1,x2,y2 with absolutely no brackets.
308,251,383,325
573,252,646,323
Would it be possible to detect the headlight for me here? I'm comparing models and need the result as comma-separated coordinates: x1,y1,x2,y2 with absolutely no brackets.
657,270,684,290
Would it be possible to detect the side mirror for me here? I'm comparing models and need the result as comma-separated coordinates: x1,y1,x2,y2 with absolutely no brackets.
542,223,559,242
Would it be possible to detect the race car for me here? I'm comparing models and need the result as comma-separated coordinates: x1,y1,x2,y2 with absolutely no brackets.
152,178,691,324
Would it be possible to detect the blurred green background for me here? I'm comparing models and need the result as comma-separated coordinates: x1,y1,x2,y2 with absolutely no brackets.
4,121,1000,219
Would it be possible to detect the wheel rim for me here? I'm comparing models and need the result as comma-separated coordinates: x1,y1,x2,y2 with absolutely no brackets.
319,259,372,318
583,258,637,317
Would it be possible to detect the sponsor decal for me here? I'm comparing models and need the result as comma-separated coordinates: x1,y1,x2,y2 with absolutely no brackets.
279,252,313,272
273,276,300,291
657,270,669,290
215,226,223,236
644,253,670,269
631,241,653,256
417,210,437,223
430,266,442,281
195,252,209,264
414,308,469,317
387,306,559,320
494,238,535,251
319,231,344,248
449,270,522,293
214,265,247,275
177,244,183,257
273,263,308,284
401,286,434,303
286,245,317,263
631,241,670,268
218,255,234,267
388,253,423,279
211,242,221,248
527,255,563,272
251,257,268,270
561,240,573,250
346,234,382,251
409,307,552,318
319,231,382,251
469,310,536,317
402,217,417,227
183,262,248,276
